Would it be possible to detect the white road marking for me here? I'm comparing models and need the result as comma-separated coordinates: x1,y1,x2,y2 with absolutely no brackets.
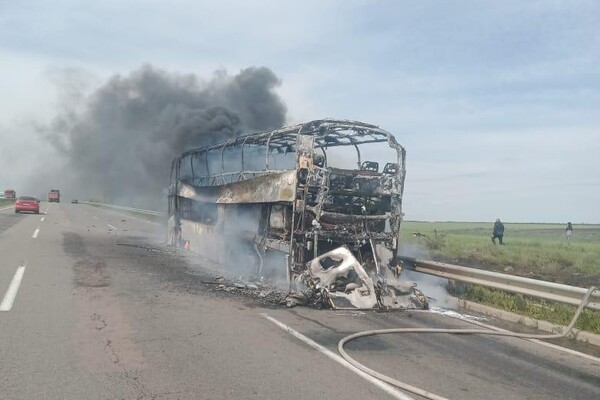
32,228,40,238
0,266,26,311
92,216,98,220
439,310,600,363
107,223,117,231
40,217,45,222
261,313,415,400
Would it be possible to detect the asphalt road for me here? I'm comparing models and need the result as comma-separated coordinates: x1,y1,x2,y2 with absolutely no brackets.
0,203,598,400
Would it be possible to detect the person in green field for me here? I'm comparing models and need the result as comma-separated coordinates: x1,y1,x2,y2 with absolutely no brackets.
491,218,504,245
566,222,573,240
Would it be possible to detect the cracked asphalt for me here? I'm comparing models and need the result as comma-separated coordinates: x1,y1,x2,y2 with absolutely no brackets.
0,203,598,400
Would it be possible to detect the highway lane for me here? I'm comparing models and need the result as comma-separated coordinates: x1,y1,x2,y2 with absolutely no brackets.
0,204,47,305
265,308,600,400
0,203,599,400
0,203,405,400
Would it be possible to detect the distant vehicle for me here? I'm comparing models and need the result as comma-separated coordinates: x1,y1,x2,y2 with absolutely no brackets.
0,192,5,199
48,189,60,203
4,189,16,199
15,196,40,214
71,199,78,204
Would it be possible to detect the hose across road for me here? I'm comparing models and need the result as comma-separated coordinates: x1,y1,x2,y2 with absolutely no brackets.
338,286,598,400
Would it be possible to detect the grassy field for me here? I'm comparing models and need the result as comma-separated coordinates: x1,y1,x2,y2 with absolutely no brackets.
0,199,15,207
400,221,600,333
400,221,600,286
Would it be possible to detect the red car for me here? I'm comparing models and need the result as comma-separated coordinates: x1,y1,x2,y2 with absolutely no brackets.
15,196,40,214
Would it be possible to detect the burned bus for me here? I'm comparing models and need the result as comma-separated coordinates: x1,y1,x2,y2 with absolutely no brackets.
168,119,426,309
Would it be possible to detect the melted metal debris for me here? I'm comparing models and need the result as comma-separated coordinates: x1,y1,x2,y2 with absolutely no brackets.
204,276,289,305
288,246,429,310
202,247,430,310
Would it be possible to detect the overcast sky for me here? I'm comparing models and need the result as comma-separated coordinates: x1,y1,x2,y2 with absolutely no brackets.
1,0,599,223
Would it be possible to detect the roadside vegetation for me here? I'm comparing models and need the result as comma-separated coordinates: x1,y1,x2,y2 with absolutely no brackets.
400,221,600,333
0,198,15,207
401,221,600,286
451,284,600,334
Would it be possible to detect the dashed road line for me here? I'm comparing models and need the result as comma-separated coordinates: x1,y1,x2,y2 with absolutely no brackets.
107,223,117,231
92,216,98,220
0,266,26,311
261,313,415,400
40,217,45,222
32,228,40,238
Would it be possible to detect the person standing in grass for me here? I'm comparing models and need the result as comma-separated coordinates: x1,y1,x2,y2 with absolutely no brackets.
566,222,573,240
491,218,505,245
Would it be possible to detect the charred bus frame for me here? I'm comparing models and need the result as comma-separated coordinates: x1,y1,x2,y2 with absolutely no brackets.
168,119,424,309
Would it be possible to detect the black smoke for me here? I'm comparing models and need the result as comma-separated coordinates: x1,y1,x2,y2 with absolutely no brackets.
39,65,287,208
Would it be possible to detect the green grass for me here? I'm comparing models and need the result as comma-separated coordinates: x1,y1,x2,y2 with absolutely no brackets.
401,221,600,286
401,221,600,333
0,199,15,207
452,284,600,334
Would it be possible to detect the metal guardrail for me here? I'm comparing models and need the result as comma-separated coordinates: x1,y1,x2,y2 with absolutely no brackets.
81,201,164,217
398,257,600,311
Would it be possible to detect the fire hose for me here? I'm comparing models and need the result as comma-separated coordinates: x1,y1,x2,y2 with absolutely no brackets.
338,286,598,400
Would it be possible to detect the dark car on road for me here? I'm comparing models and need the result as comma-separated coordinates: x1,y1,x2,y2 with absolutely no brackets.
15,196,40,214
71,199,78,204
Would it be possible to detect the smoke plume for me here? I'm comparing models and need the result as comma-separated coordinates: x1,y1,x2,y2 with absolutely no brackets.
398,242,457,308
38,65,287,208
